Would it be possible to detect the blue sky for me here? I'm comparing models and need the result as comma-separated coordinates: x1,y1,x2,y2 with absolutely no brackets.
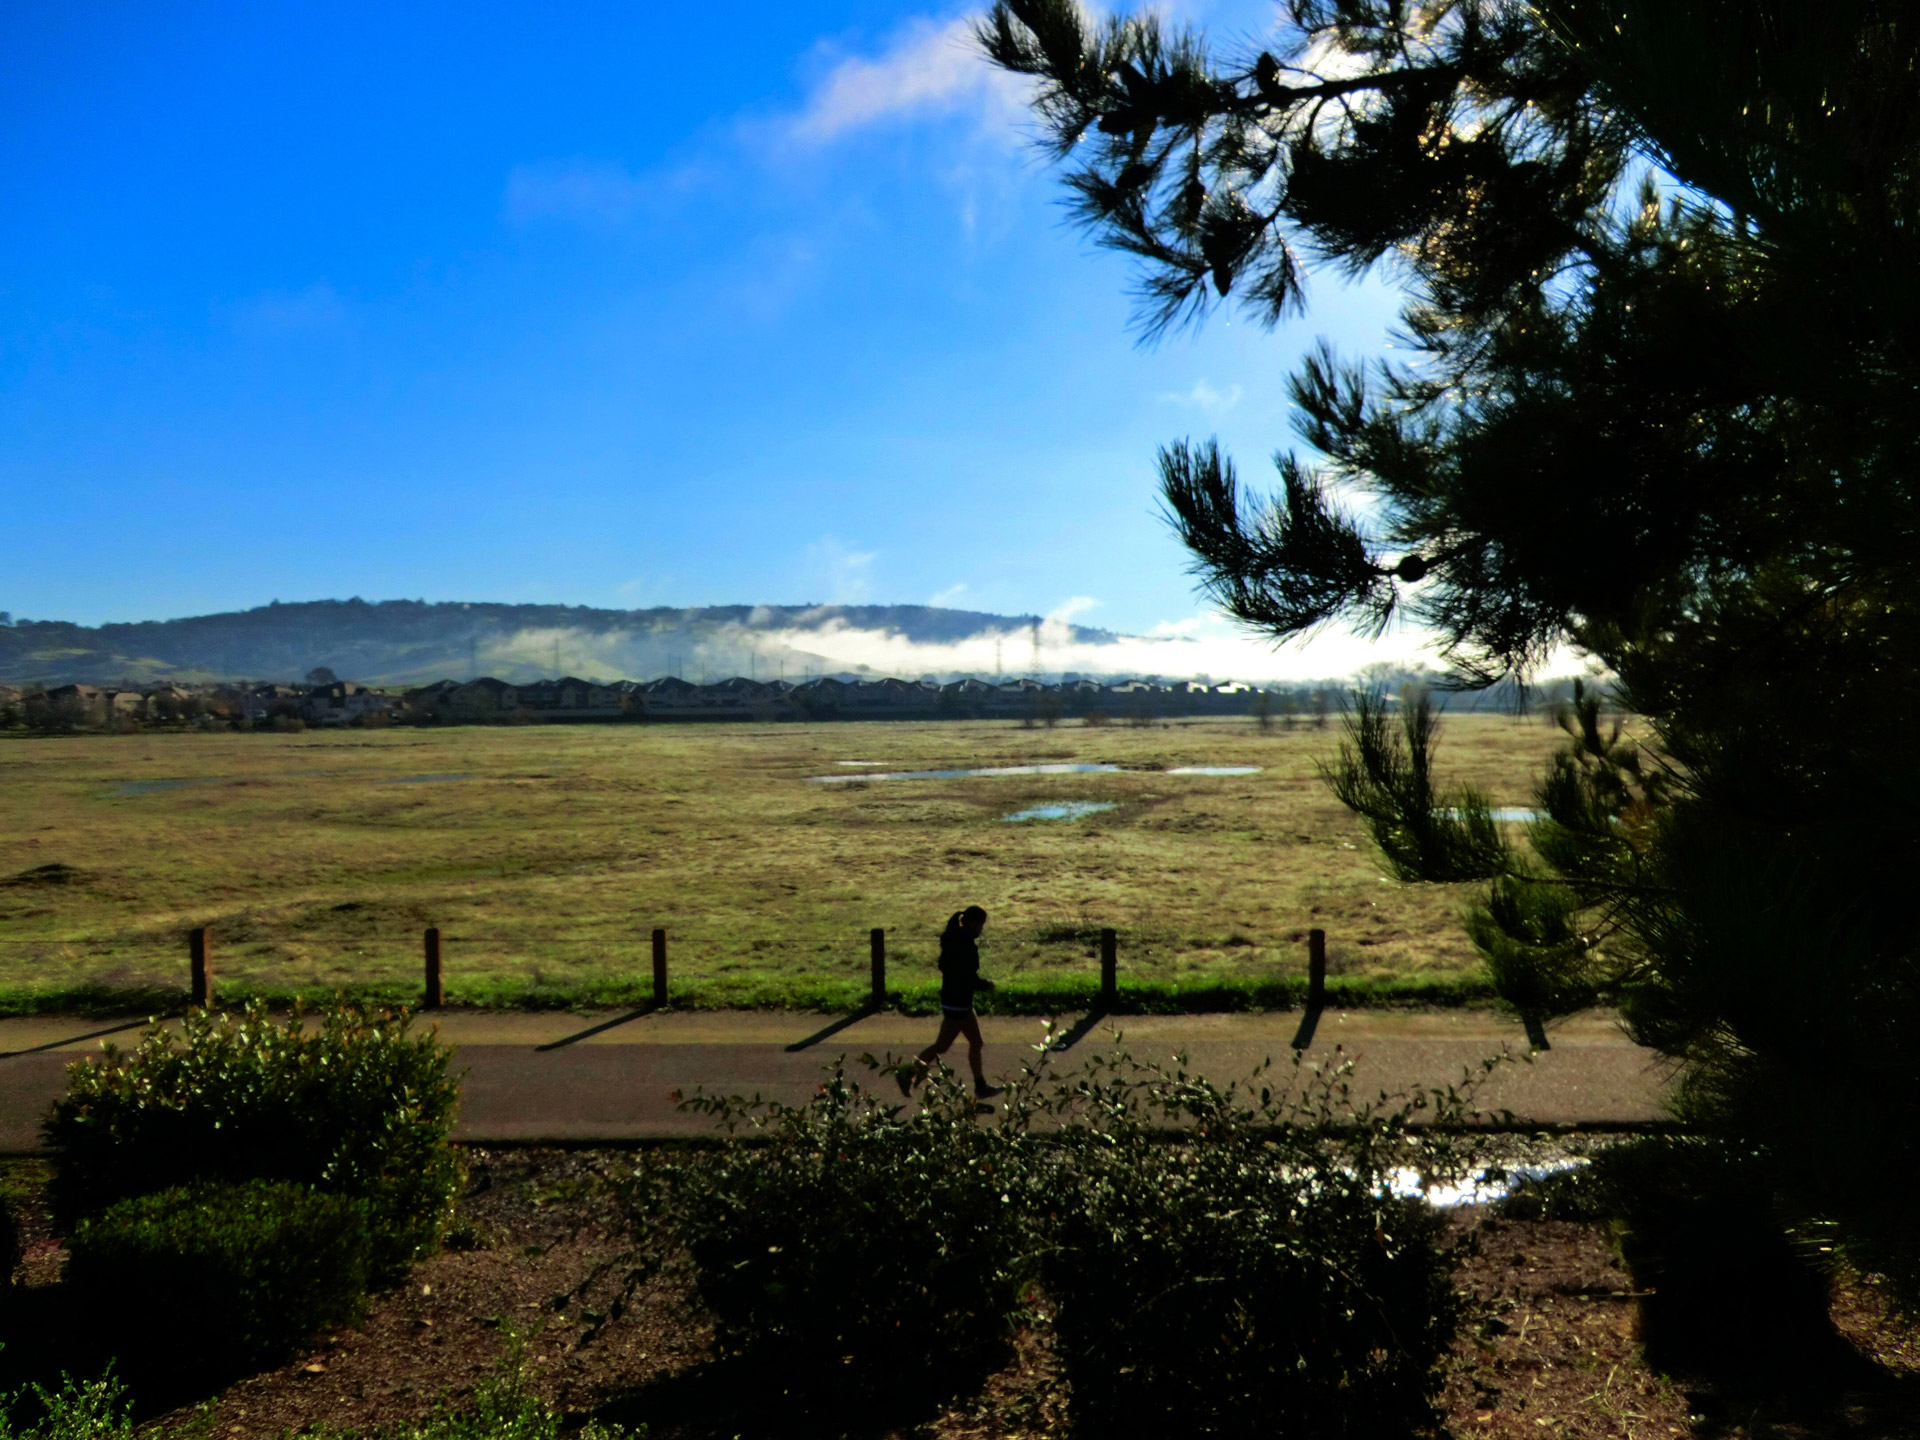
0,1,1423,675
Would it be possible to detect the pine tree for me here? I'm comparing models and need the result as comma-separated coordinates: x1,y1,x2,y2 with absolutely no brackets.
985,0,1920,1296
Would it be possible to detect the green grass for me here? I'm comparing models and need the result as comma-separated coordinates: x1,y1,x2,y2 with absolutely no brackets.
0,714,1567,1013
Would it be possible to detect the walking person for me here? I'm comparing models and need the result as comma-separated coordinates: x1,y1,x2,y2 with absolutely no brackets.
900,905,1002,1100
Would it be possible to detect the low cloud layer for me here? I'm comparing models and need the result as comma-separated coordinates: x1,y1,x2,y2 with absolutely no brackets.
472,612,1452,686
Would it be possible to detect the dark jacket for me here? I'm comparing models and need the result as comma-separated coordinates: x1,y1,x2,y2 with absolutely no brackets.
938,931,994,1010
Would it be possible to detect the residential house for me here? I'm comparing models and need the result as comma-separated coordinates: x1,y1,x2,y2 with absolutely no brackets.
302,681,397,726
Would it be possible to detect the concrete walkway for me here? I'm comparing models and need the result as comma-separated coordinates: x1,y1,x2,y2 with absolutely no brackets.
0,1007,1670,1152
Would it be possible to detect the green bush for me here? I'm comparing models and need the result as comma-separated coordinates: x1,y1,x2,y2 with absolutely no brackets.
1024,1052,1462,1438
0,1370,132,1440
67,1179,370,1374
649,1062,1031,1418
1522,1137,1857,1386
647,1047,1477,1435
46,1002,462,1281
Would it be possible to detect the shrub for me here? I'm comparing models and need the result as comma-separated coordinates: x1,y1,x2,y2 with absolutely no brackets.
0,1369,132,1440
1513,1136,1859,1386
647,1061,1032,1419
1023,1050,1464,1438
647,1047,1479,1436
67,1180,370,1375
46,1002,463,1281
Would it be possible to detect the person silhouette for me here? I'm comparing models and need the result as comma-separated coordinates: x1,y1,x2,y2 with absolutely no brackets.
900,905,1001,1099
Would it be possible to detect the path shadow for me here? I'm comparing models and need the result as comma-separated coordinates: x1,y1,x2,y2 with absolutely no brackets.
0,1017,151,1059
785,1003,879,1053
1289,1001,1324,1051
1047,1007,1109,1052
534,1005,658,1052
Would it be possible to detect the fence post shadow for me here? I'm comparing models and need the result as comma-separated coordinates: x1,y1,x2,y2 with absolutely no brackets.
1289,1000,1324,1051
0,1016,153,1060
1047,1005,1109,1052
534,1003,661,1052
786,1001,882,1053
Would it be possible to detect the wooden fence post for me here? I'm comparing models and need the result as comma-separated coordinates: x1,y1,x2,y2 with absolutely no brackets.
1099,927,1118,1007
189,927,211,1009
652,928,668,1008
869,928,886,1008
1307,928,1327,1010
423,927,442,1010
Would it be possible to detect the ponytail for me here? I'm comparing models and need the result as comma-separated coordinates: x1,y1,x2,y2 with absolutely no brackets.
942,905,988,940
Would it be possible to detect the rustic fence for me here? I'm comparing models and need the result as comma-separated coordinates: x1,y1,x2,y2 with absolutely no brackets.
165,922,1333,1036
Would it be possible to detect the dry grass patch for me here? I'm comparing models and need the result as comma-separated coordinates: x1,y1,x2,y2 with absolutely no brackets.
0,714,1568,1010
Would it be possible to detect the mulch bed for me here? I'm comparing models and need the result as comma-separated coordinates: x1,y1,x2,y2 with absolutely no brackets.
6,1150,1920,1438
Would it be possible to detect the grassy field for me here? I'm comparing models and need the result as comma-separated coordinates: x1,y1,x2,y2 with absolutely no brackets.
0,713,1568,1013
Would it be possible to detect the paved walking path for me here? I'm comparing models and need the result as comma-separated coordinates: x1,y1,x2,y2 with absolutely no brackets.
0,1006,1670,1152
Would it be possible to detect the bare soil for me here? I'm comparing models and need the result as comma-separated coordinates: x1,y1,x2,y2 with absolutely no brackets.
8,1151,1920,1439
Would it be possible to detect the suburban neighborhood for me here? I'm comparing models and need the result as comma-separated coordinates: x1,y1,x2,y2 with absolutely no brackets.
0,672,1312,730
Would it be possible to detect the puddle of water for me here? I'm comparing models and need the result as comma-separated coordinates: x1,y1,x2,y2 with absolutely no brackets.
810,763,1122,784
1447,806,1543,824
391,773,476,785
1165,765,1261,776
1003,801,1118,823
108,778,218,797
835,760,883,767
1389,1158,1586,1208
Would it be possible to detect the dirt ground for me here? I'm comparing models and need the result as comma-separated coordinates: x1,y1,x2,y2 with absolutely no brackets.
9,1149,1920,1439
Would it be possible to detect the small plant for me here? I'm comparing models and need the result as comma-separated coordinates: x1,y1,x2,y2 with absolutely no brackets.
0,1369,133,1440
67,1179,371,1375
46,1001,463,1281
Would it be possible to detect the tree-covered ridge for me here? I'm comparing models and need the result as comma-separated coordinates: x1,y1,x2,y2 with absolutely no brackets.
0,599,1118,686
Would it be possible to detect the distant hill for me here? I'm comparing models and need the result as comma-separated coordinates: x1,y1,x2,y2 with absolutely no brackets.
0,599,1123,687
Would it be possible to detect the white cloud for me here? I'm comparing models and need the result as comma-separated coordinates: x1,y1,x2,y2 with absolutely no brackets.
803,535,877,604
930,582,969,607
785,15,1028,146
503,159,653,228
1159,379,1245,415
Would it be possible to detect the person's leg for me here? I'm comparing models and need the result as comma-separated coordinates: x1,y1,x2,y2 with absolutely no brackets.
918,1013,964,1066
958,1012,986,1084
902,1013,965,1094
958,1012,1001,1097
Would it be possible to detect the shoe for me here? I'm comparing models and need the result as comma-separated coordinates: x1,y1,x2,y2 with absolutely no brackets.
974,1081,1003,1100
